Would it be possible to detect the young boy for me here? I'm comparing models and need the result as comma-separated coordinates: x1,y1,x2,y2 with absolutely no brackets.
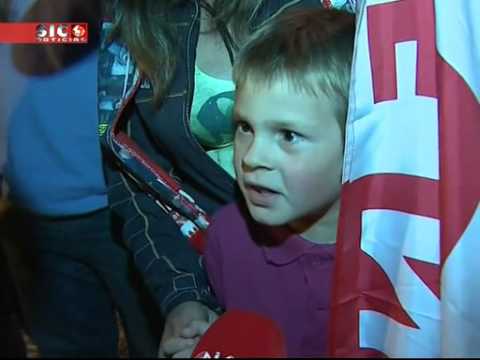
161,7,355,357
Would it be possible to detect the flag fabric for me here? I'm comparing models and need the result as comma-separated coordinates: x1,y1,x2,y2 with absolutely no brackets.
328,0,480,357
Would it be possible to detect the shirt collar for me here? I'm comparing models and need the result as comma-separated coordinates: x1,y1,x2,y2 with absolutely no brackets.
261,226,319,266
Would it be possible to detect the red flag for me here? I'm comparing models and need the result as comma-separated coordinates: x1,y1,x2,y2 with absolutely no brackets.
330,0,480,357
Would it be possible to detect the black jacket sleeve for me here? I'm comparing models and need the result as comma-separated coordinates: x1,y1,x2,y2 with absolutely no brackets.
105,159,219,315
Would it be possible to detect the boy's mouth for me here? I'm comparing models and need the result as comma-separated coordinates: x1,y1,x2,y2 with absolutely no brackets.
243,182,281,207
244,181,280,194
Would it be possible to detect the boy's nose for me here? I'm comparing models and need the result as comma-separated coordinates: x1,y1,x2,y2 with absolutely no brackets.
241,138,273,171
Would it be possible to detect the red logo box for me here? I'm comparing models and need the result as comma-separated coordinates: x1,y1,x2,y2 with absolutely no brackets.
0,22,88,44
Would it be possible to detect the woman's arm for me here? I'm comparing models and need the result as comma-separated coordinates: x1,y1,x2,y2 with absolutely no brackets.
105,163,219,316
105,163,222,355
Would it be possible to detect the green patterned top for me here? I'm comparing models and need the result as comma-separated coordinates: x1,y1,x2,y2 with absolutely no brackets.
190,65,236,178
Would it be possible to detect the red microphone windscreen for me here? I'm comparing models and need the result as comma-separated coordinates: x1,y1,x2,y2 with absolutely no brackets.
192,309,287,358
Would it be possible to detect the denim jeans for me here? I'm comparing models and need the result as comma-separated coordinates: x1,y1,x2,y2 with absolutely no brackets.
0,240,26,358
21,207,163,357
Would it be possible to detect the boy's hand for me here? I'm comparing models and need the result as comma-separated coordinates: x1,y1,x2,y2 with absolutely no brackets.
158,301,218,358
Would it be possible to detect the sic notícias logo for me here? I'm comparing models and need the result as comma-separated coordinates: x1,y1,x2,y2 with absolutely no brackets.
36,23,88,43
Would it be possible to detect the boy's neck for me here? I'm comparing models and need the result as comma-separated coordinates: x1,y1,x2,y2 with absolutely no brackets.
288,198,340,245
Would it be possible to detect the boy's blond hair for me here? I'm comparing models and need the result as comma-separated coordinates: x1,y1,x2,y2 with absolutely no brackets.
233,8,355,123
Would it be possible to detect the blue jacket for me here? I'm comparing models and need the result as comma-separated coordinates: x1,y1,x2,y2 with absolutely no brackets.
98,0,323,315
5,50,108,216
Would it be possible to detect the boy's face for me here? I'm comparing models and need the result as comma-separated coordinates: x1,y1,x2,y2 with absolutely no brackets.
233,79,344,229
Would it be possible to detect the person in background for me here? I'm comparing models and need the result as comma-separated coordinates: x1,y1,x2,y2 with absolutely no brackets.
2,0,162,356
1,1,28,357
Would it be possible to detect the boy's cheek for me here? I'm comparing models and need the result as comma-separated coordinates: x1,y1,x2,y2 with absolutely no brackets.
233,147,245,173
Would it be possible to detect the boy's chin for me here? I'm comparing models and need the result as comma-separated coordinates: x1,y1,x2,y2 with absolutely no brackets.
247,206,290,227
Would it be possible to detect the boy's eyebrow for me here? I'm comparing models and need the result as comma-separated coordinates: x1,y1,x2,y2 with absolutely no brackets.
262,116,304,130
266,118,299,129
233,111,302,129
232,111,248,123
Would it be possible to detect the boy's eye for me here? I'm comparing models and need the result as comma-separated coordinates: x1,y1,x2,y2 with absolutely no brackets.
280,130,301,144
236,120,252,134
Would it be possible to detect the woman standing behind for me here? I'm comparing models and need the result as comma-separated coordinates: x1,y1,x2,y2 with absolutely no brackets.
100,0,323,356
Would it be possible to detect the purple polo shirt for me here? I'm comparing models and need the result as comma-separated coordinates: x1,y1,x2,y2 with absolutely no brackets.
204,203,336,357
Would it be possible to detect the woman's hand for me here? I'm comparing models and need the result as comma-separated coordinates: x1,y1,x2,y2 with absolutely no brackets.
158,301,218,358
